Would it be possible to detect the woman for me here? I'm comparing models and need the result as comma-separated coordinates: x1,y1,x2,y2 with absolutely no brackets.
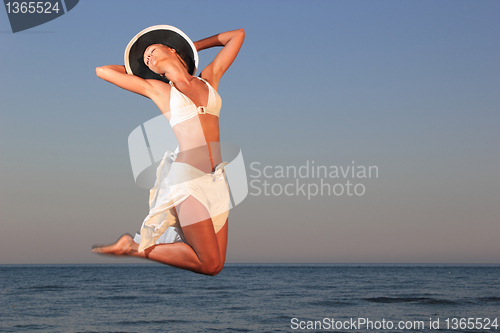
93,27,245,276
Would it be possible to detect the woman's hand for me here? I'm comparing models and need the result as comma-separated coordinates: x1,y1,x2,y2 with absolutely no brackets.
195,28,245,89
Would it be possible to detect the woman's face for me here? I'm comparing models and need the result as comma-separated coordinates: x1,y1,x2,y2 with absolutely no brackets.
143,44,172,75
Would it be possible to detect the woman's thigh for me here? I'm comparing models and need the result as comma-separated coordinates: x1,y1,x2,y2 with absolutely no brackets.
176,195,221,263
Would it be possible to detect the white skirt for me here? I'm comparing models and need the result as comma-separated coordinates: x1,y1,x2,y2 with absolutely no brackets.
134,149,231,252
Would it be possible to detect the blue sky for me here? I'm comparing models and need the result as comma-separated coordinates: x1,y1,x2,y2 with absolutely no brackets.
0,0,499,264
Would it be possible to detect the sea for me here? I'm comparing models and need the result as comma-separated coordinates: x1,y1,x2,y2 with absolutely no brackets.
1,264,499,332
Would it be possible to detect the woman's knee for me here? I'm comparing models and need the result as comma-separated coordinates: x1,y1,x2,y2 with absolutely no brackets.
200,259,223,276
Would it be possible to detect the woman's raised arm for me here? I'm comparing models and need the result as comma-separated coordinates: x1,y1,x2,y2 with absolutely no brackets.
96,65,157,98
195,28,245,89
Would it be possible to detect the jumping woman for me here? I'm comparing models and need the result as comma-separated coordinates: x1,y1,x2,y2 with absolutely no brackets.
92,26,245,276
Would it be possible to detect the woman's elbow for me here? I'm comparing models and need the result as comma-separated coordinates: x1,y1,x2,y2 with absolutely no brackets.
96,66,115,80
95,66,108,79
229,28,245,39
237,29,245,44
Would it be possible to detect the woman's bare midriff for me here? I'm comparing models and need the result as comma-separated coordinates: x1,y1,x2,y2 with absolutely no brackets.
172,114,222,173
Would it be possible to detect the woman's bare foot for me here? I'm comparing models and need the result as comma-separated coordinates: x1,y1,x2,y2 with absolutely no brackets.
92,234,137,255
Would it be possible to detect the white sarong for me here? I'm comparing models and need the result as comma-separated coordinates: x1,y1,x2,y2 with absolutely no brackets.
134,149,230,252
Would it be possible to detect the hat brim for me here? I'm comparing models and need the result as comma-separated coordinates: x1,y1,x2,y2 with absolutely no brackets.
124,25,198,83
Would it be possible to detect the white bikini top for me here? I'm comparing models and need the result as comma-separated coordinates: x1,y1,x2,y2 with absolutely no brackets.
169,77,222,127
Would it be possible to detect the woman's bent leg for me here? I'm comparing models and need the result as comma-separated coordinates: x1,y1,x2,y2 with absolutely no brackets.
93,197,228,276
174,195,224,275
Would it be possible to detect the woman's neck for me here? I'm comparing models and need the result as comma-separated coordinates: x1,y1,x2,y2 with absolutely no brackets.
162,63,193,86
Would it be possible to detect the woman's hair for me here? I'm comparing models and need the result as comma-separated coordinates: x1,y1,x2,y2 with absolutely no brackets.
175,52,189,71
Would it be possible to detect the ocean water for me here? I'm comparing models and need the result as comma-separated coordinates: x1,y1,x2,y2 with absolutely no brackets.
1,264,499,332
